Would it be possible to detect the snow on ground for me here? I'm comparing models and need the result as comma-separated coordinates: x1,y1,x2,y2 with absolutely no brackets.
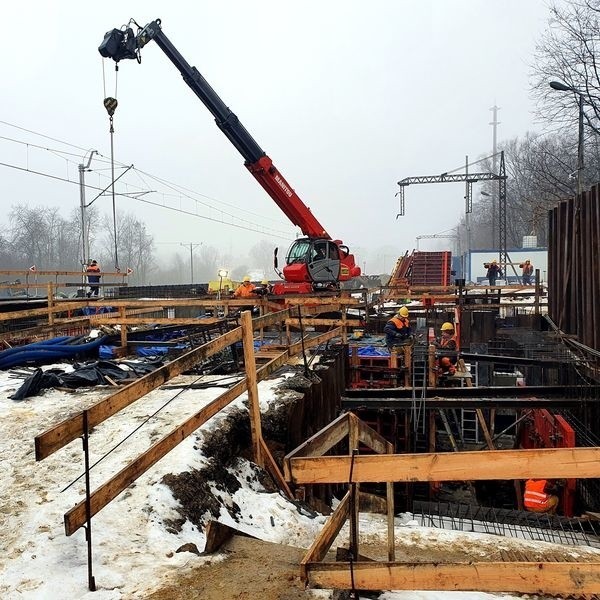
1,361,597,600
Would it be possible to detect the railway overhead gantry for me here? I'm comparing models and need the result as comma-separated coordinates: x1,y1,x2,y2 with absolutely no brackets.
396,152,510,271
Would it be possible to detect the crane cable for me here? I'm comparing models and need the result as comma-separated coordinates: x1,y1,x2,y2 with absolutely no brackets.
102,58,120,272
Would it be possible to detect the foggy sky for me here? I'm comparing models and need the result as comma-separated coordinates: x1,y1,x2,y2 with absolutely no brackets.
0,0,550,274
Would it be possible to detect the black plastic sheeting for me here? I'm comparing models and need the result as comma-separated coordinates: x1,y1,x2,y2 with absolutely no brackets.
11,358,164,401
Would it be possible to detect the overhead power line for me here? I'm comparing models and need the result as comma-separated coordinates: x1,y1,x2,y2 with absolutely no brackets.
0,120,296,239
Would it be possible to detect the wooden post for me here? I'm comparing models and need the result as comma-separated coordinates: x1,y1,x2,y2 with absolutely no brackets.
534,268,541,315
386,442,395,562
403,345,411,387
241,310,264,468
348,417,360,561
341,305,347,344
428,344,437,387
47,282,54,327
390,349,398,387
119,307,128,348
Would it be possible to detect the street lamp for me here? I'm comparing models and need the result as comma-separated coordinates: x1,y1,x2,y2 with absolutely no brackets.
549,80,584,194
217,268,228,300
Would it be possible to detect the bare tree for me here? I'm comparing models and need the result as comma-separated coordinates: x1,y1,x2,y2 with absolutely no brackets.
532,0,600,136
101,211,155,284
249,239,275,278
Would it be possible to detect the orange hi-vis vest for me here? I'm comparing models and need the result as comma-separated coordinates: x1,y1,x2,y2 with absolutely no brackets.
388,316,409,331
234,282,256,298
440,333,458,350
523,479,552,510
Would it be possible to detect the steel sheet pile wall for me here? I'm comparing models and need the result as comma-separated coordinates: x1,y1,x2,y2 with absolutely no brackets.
549,184,600,350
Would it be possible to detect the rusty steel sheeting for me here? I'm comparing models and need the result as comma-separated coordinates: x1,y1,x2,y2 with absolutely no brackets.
548,184,600,351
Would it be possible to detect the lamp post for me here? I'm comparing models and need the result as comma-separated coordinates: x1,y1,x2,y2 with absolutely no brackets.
217,268,228,300
549,80,585,195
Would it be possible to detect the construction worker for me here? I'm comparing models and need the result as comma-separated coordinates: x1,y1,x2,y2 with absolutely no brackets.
436,322,458,377
485,260,503,287
523,479,562,514
384,306,412,350
253,279,271,297
439,321,458,351
86,260,101,298
234,276,257,298
520,259,534,286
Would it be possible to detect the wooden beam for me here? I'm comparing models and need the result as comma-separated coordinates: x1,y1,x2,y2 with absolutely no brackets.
259,438,293,499
242,311,263,467
300,491,350,580
288,447,600,484
285,318,356,327
62,327,334,535
288,327,342,356
35,327,243,461
63,351,289,536
283,413,350,480
352,413,390,455
306,561,600,594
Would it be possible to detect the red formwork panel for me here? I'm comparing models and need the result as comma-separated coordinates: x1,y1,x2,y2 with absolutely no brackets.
519,409,576,516
410,251,452,286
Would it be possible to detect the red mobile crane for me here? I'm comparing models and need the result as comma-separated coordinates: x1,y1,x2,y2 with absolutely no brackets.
99,19,361,294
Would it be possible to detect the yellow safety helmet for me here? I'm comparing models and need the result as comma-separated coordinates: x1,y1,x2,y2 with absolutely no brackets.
243,276,251,282
398,306,409,318
261,279,269,285
441,322,454,332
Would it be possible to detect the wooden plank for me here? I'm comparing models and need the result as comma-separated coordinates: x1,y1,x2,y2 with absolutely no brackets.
352,413,390,455
288,327,342,356
99,318,223,326
288,447,600,484
285,318,351,327
306,561,600,593
259,438,293,499
476,409,495,449
283,413,350,480
0,269,126,276
242,311,263,467
203,520,254,554
35,327,243,461
64,351,289,536
300,491,350,580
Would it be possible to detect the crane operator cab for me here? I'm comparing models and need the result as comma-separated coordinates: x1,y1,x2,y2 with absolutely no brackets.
273,238,360,294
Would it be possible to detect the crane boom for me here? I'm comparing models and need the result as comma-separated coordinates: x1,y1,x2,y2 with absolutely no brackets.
100,19,329,239
98,19,361,293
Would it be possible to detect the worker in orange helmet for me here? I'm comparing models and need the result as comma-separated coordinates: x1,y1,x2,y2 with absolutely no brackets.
384,306,412,350
234,276,257,298
524,478,563,514
436,322,458,379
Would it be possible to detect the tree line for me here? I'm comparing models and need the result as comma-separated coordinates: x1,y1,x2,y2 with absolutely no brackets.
0,203,279,286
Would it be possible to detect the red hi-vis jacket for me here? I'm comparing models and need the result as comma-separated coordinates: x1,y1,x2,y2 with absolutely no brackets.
523,479,553,510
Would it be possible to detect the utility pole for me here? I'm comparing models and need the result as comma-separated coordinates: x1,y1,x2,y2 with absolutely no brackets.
489,105,501,249
180,242,202,283
78,150,97,267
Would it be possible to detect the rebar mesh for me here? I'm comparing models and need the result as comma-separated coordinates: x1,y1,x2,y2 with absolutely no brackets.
413,500,600,548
